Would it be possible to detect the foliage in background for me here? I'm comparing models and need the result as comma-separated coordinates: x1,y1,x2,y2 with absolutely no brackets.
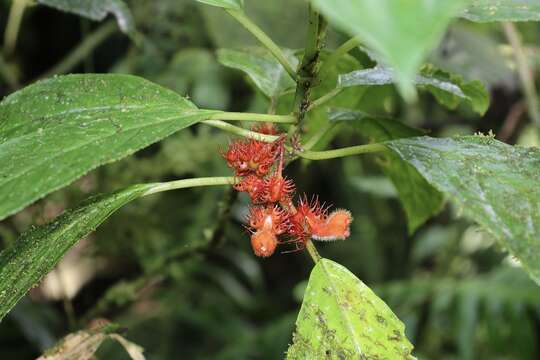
0,0,540,359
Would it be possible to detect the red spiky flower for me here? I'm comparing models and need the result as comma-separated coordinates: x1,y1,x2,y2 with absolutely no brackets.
234,175,266,203
247,205,290,257
289,195,352,242
223,139,277,177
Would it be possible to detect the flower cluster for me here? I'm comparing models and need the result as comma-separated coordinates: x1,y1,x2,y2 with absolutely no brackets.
223,123,352,257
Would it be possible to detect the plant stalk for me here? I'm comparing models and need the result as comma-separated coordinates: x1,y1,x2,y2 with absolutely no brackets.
208,112,296,123
503,22,540,129
143,176,238,196
226,9,297,81
292,5,328,128
202,120,280,142
299,143,387,160
3,0,28,56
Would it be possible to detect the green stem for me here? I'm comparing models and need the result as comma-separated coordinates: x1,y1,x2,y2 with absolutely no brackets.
323,35,362,71
305,241,321,263
226,9,297,81
503,23,540,129
307,88,343,112
144,176,238,196
208,111,296,123
202,120,280,142
3,0,28,56
299,143,386,160
37,21,117,80
292,5,328,128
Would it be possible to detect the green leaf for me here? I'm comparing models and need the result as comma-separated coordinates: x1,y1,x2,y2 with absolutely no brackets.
462,0,540,22
386,136,540,284
217,47,298,98
0,74,215,220
311,0,468,100
420,65,490,115
196,0,244,11
37,0,137,37
331,109,444,233
38,321,145,360
338,65,490,115
0,184,153,321
286,258,415,359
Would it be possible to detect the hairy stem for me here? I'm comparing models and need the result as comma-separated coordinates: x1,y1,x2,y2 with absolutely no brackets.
208,111,297,123
299,143,387,160
503,22,540,129
226,9,297,80
202,120,280,142
37,21,118,80
143,176,238,196
3,0,28,56
292,4,328,129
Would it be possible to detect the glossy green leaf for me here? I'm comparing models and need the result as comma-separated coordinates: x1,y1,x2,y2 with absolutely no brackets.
286,258,415,359
38,322,145,360
386,136,540,284
0,74,216,220
217,47,298,98
0,184,153,321
37,0,136,36
331,109,444,233
462,0,540,22
196,0,244,11
338,65,489,115
311,0,468,100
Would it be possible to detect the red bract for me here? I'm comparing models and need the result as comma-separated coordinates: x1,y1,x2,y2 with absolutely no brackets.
263,174,295,203
289,195,352,242
223,139,277,177
234,175,266,203
250,229,278,257
248,205,289,235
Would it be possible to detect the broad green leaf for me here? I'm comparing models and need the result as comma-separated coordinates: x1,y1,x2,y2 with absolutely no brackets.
0,184,152,321
386,136,540,284
37,0,136,37
0,74,216,220
38,321,145,360
217,47,298,98
462,0,540,22
339,65,489,115
311,0,468,100
286,258,415,359
331,109,444,233
196,0,244,11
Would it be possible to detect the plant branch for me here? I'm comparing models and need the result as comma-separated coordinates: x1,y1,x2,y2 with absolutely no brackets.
503,22,540,129
226,9,297,81
307,88,343,112
143,176,238,196
37,20,118,80
208,111,296,123
299,143,387,160
292,4,328,128
324,35,362,71
305,241,321,263
202,120,280,142
3,0,28,56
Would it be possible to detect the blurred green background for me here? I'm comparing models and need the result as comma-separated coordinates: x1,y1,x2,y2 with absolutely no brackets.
1,0,540,359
